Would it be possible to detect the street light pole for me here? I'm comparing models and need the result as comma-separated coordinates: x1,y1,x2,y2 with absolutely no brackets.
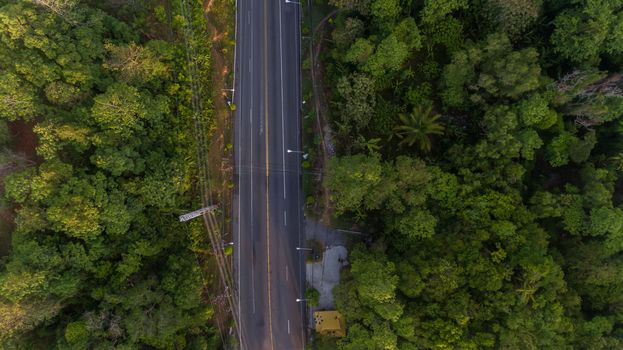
287,149,309,159
336,229,363,235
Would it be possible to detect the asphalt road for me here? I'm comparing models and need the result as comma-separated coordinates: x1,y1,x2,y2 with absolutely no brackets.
232,0,305,349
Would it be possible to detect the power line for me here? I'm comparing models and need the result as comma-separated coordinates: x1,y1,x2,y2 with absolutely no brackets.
179,0,241,347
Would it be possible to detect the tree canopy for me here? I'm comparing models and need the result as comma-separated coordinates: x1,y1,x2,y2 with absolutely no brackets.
321,0,623,348
0,1,218,348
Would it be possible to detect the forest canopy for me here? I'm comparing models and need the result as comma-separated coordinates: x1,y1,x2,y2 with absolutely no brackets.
321,0,623,349
0,1,218,348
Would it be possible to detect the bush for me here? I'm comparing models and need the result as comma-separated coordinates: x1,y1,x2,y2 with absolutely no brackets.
305,287,320,307
0,120,10,146
224,245,233,256
64,321,88,346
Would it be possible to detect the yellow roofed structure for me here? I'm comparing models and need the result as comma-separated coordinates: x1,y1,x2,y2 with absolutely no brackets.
314,311,346,337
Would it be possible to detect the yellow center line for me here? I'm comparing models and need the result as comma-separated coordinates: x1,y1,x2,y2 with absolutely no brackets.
263,0,274,349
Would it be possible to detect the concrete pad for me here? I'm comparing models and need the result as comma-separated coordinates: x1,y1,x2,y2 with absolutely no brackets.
306,245,348,309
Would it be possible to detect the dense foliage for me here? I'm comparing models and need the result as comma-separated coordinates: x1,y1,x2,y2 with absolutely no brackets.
322,0,623,348
0,1,218,348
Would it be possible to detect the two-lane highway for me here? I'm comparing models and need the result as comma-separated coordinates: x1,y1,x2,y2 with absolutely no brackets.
233,0,304,349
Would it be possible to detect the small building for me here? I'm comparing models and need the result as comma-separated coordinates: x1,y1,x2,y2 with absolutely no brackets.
314,310,346,337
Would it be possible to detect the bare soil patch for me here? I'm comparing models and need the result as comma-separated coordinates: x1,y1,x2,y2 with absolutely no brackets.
203,0,236,338
0,120,39,256
9,120,39,161
0,209,14,256
203,0,234,208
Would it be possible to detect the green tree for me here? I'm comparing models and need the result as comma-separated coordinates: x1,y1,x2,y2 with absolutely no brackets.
45,176,103,239
420,0,468,24
0,73,39,121
332,17,365,49
344,38,375,65
0,299,62,343
370,0,400,23
305,288,320,308
516,93,558,129
91,145,144,176
551,1,623,65
335,73,377,132
328,0,370,14
392,209,437,239
4,169,34,204
44,81,80,106
64,321,89,348
326,154,382,216
393,105,444,152
441,33,545,108
350,247,399,307
546,130,596,167
481,0,541,38
392,17,422,51
104,41,170,84
0,1,215,347
363,34,409,78
322,0,623,347
0,120,9,146
27,0,79,18
91,83,146,138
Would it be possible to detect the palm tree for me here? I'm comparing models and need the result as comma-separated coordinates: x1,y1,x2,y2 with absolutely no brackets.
393,105,445,152
365,138,382,154
353,136,382,155
609,152,623,172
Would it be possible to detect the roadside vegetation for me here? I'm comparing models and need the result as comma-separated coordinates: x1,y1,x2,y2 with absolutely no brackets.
318,0,623,348
0,0,223,348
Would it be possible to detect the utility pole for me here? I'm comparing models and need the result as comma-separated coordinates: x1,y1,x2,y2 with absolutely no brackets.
179,205,217,222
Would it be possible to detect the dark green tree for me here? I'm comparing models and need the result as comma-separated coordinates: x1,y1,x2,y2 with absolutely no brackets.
393,105,444,152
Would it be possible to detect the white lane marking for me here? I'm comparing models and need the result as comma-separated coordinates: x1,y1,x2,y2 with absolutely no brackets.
249,108,252,124
284,210,287,227
250,19,256,317
279,0,286,199
286,265,289,281
251,259,256,313
287,319,291,334
250,118,256,316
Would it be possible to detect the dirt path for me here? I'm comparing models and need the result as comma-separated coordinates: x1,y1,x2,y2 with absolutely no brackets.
0,209,14,255
309,16,336,225
203,0,235,340
9,120,39,161
203,0,233,206
0,120,39,256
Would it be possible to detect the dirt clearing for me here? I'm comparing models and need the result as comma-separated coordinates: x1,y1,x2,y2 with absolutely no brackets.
0,120,39,256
